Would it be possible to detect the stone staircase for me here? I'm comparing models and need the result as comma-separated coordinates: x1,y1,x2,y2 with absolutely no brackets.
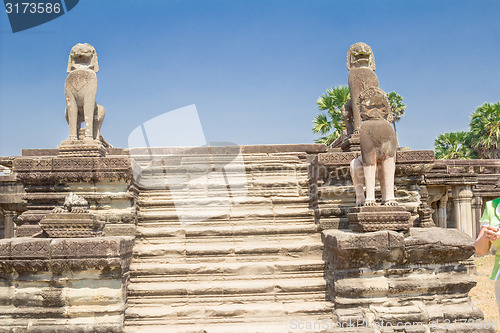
124,147,333,332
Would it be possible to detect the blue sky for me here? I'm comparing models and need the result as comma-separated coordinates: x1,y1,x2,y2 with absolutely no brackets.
1,0,499,156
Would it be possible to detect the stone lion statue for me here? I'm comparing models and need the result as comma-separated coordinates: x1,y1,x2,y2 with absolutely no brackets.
350,87,398,207
64,43,105,142
344,42,379,136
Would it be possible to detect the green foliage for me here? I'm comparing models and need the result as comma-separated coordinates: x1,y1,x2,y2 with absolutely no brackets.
434,102,500,159
469,102,500,159
434,131,476,159
387,91,406,124
312,86,406,146
312,86,350,145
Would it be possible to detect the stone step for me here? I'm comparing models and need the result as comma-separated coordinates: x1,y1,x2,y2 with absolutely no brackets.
136,170,308,179
133,234,322,258
138,189,309,197
137,189,251,200
129,259,325,278
134,182,307,194
128,277,327,297
123,322,333,333
124,301,334,332
124,149,329,331
129,151,307,158
135,232,320,244
133,252,323,264
133,178,308,191
133,163,309,173
135,223,319,238
138,202,310,213
133,247,322,262
129,266,325,285
137,206,314,222
129,153,306,163
137,195,310,207
127,291,328,307
136,215,315,226
133,166,308,180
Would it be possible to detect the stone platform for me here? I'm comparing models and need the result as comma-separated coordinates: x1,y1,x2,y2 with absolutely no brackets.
0,236,133,332
322,227,494,332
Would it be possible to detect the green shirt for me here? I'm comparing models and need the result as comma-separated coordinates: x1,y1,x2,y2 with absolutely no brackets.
480,197,500,280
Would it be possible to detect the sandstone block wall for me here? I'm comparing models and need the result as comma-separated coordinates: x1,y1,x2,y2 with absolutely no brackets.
12,151,135,238
0,237,133,332
323,228,493,332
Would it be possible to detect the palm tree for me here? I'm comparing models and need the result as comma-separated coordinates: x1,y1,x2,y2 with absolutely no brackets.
312,86,406,146
434,131,475,159
387,91,406,134
469,102,500,159
312,86,350,145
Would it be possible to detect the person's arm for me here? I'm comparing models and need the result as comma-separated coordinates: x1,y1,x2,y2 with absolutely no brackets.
475,225,499,255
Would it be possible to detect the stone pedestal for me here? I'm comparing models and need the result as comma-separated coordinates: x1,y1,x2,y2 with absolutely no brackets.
12,153,134,237
58,139,106,157
0,237,133,332
322,228,494,332
40,212,104,237
340,133,360,152
315,150,435,231
348,206,411,232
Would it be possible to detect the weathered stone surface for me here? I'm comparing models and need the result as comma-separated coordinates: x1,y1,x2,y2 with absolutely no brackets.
323,229,405,269
58,139,106,157
13,156,131,184
404,227,475,264
0,237,133,332
40,212,104,238
12,155,134,237
318,150,434,170
323,228,491,332
129,144,327,157
124,150,332,332
348,206,411,232
21,147,128,156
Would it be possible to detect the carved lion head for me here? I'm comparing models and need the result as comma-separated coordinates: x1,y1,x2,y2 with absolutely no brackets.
67,43,99,73
346,42,375,71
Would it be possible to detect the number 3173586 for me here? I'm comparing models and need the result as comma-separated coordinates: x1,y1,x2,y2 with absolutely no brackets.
5,2,61,14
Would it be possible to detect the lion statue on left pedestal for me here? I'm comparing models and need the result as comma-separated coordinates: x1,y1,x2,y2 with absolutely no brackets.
64,43,105,143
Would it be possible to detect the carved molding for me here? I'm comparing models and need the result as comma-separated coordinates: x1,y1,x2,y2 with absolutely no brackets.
347,206,411,232
13,157,132,183
318,150,435,167
0,237,133,273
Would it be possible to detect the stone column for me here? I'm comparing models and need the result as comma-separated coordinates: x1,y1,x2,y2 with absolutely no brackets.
472,196,483,238
3,211,14,238
452,185,474,238
436,193,449,228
